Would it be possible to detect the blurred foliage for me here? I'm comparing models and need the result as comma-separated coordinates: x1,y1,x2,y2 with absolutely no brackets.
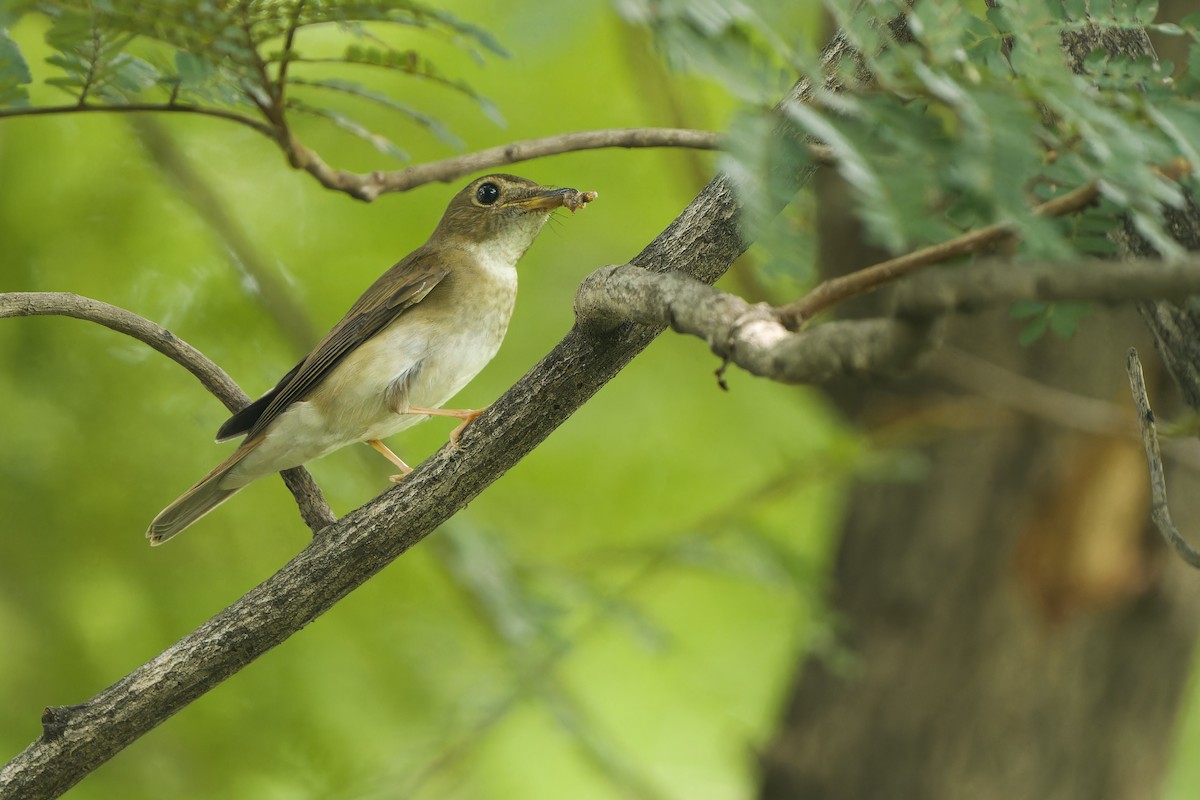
0,0,504,158
0,2,850,799
4,1,1200,799
618,0,1200,298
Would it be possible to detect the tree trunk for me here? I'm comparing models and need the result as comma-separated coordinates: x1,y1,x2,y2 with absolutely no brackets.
758,12,1200,796
759,304,1200,798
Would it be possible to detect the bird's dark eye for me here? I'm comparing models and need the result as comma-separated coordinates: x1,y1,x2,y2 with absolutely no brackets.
476,182,501,205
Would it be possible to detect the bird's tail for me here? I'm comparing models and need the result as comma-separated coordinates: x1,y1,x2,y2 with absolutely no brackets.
146,448,253,546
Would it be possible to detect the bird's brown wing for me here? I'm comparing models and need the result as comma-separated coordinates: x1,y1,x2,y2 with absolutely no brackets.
228,252,448,442
215,360,303,441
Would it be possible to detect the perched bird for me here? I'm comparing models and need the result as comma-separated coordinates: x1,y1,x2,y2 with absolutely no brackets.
147,174,596,545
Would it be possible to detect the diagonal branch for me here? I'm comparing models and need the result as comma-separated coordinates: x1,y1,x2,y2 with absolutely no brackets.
0,176,743,800
776,180,1105,327
1126,347,1200,569
0,292,335,534
778,157,1193,327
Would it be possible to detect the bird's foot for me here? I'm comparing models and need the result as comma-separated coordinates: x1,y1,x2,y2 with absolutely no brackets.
367,439,413,480
448,409,485,449
407,406,487,450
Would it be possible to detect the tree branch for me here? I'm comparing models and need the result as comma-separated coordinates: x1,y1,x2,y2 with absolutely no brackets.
1126,347,1200,569
776,180,1105,326
891,255,1200,316
572,256,1200,387
0,103,277,138
0,292,335,534
0,168,744,800
777,157,1194,327
0,101,723,200
288,127,723,201
575,264,934,384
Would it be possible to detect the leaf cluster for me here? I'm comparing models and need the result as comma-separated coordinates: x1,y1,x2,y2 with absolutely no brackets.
0,0,505,158
635,0,1200,292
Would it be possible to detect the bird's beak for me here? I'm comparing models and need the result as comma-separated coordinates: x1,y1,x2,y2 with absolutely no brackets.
504,187,576,212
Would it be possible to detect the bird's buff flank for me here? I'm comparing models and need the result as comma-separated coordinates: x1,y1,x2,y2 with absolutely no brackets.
147,175,596,544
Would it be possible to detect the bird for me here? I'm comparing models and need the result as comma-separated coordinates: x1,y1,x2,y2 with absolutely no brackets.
147,174,596,545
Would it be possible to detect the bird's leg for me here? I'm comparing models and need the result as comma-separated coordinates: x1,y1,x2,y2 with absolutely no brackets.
367,439,413,483
406,406,486,448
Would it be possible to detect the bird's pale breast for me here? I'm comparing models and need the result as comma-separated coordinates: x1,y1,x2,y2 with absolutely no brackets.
226,247,519,485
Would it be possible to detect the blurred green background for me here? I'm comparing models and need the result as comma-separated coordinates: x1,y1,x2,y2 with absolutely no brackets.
2,2,1199,798
0,2,844,798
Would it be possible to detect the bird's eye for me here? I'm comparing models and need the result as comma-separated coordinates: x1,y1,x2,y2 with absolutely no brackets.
476,182,501,206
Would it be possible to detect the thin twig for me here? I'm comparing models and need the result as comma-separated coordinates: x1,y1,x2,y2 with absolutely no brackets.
289,127,724,201
892,254,1200,315
274,0,306,102
0,292,335,533
1126,347,1200,569
929,347,1133,436
0,103,725,200
927,348,1200,472
777,181,1104,327
779,159,1195,326
0,103,277,137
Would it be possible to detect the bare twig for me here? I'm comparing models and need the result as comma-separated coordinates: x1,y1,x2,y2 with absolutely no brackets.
892,254,1200,316
289,127,723,201
274,0,306,102
777,181,1104,326
0,292,335,533
0,103,723,200
780,159,1195,326
0,103,277,137
929,347,1133,437
927,348,1200,472
0,292,243,406
1126,347,1200,569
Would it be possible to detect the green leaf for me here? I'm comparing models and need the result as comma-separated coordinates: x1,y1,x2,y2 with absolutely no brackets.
786,101,908,253
166,50,245,106
1017,313,1049,346
280,44,504,125
44,10,94,53
1010,300,1047,320
96,53,158,101
1047,302,1091,339
286,98,409,161
0,27,31,107
1148,22,1185,36
722,111,811,247
288,77,462,148
1133,0,1160,23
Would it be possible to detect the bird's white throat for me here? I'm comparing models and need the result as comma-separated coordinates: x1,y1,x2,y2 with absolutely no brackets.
458,216,549,282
